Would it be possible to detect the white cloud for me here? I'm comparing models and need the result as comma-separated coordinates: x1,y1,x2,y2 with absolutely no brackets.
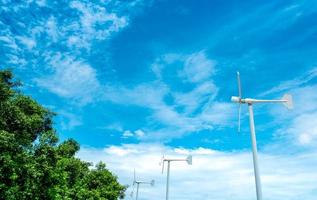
15,36,36,50
103,82,170,113
35,53,101,105
200,101,236,127
152,51,216,83
45,16,59,42
123,130,134,138
151,53,184,79
286,113,317,146
122,129,146,139
99,123,124,132
135,129,145,138
173,81,218,114
67,0,128,52
181,51,216,83
77,143,317,200
104,145,140,157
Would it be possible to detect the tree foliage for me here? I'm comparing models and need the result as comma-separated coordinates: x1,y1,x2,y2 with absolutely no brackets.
0,69,126,200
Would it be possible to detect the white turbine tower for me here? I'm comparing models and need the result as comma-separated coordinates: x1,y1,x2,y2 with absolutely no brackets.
231,71,293,200
130,170,155,200
160,155,192,200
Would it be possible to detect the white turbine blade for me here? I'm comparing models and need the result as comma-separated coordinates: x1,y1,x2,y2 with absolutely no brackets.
238,104,241,132
161,160,165,174
237,71,242,99
133,169,136,183
160,155,165,174
282,94,293,109
130,184,135,198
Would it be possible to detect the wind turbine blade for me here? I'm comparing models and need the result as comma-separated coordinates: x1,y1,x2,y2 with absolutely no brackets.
237,71,242,99
161,156,165,174
238,104,241,132
282,94,293,109
130,183,135,198
134,169,136,183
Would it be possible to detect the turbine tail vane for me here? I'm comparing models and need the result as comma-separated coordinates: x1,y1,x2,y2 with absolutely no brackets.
282,94,293,110
150,180,155,186
187,155,192,165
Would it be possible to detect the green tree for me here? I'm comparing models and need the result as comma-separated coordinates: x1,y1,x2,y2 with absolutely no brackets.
0,69,126,200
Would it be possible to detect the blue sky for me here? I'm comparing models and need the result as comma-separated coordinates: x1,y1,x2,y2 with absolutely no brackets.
1,0,317,199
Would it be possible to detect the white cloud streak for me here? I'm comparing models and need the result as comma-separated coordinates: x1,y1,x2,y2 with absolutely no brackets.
261,67,317,96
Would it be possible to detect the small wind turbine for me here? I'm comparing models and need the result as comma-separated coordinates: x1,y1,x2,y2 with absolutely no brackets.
231,71,293,200
160,155,192,200
130,170,155,200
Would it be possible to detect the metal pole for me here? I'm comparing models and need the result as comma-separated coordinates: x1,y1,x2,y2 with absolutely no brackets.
166,161,170,200
136,183,140,200
248,103,263,200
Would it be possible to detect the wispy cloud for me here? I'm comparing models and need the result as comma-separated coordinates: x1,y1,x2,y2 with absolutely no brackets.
67,1,128,52
122,129,145,139
99,51,234,141
77,143,317,200
261,67,317,96
35,53,101,105
180,51,216,83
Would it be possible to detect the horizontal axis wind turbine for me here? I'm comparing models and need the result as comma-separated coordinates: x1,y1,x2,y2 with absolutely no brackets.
160,155,192,200
231,71,293,200
130,169,155,200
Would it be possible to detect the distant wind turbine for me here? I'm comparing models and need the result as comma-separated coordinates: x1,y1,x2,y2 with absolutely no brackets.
130,170,154,200
160,155,192,200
